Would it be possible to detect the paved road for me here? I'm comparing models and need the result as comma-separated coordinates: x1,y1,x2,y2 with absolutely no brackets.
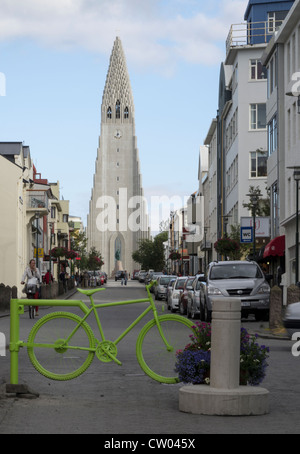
0,280,300,435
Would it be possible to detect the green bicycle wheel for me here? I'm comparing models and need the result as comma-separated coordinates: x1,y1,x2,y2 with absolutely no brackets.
27,312,96,381
136,314,195,384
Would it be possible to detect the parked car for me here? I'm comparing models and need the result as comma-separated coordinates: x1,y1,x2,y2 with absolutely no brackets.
100,272,107,283
138,271,148,283
283,302,300,338
115,270,123,281
178,277,195,315
132,270,140,280
200,261,270,322
166,279,176,308
169,277,188,312
154,275,177,300
146,271,163,286
186,274,206,319
148,272,164,292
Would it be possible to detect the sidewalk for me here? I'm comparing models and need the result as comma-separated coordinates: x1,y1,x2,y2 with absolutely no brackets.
0,287,78,319
249,326,290,340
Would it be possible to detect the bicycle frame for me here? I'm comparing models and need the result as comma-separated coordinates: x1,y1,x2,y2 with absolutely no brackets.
9,283,172,385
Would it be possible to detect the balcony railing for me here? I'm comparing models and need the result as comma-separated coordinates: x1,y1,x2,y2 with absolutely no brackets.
226,20,284,56
27,191,49,213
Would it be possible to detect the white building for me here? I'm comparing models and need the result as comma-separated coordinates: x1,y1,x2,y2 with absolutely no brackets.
262,0,300,286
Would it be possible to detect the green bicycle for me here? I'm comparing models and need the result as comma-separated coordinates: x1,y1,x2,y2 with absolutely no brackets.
26,283,195,384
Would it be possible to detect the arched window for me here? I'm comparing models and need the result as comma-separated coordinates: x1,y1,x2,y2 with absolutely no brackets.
107,106,112,119
124,107,129,119
116,100,121,119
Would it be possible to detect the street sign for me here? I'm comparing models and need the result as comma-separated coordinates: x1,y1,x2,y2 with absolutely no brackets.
240,227,253,243
240,217,270,238
34,248,44,258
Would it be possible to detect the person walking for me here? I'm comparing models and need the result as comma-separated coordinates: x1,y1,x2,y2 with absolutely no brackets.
120,271,125,285
124,270,128,286
21,259,41,317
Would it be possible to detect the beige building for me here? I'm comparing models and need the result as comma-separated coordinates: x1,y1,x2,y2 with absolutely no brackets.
87,37,149,275
0,142,71,296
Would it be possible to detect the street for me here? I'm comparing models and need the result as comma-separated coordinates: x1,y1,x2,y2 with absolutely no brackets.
0,280,300,434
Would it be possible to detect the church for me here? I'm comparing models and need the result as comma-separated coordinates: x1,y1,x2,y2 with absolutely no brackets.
87,37,149,276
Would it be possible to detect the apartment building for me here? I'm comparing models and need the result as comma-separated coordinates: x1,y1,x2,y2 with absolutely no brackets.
200,0,295,265
0,142,71,295
262,0,300,286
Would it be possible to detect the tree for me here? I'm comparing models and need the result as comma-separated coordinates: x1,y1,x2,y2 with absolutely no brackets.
242,185,270,217
87,247,104,272
132,232,167,271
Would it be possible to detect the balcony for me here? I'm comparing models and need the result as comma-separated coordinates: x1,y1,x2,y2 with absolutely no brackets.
26,190,49,216
226,20,284,57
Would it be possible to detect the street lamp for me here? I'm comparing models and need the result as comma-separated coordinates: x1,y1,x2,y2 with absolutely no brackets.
35,212,39,269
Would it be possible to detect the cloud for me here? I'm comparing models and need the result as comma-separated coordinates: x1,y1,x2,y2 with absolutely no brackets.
0,0,249,72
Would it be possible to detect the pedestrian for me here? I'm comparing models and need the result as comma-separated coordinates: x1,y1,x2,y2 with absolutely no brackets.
120,271,125,285
21,259,41,316
43,269,53,285
59,268,67,292
124,270,128,286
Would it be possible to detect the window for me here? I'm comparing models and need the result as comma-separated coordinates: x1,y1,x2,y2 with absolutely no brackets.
271,183,279,237
250,150,267,178
268,11,288,33
250,60,266,80
268,115,277,156
250,104,266,130
267,52,278,97
51,206,56,219
116,100,120,119
124,107,129,119
63,214,69,223
107,107,112,119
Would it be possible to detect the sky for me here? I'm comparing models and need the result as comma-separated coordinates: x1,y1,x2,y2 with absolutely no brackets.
0,0,249,232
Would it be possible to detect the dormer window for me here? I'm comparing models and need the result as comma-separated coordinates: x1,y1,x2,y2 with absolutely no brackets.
107,107,112,119
116,100,121,119
124,107,129,119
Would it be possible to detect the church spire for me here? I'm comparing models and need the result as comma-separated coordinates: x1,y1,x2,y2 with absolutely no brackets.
102,37,134,123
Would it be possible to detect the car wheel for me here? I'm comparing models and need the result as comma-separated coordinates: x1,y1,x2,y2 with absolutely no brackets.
191,304,198,320
179,302,185,315
186,305,191,318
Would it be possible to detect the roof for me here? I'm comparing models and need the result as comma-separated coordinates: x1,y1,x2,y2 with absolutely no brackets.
0,142,23,156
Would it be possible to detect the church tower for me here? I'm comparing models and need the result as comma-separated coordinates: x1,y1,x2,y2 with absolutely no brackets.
87,37,149,275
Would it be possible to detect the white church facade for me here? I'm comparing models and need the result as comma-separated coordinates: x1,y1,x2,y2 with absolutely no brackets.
87,37,149,276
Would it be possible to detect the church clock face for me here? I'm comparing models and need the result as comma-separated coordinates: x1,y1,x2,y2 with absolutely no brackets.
114,129,122,139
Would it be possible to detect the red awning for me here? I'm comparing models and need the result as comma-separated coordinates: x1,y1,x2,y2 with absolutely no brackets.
263,235,285,258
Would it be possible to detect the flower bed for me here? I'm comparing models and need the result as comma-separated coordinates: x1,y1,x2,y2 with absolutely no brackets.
175,322,269,386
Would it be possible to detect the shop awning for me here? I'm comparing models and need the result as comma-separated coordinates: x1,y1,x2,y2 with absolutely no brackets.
263,235,285,258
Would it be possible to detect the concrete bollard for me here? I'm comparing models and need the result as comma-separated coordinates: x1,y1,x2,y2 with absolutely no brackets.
179,297,269,416
210,298,241,389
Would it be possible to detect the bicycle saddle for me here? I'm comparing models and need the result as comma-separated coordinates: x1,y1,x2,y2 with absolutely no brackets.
77,288,106,296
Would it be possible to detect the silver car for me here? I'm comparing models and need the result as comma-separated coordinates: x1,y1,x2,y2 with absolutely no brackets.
154,275,177,300
169,277,188,312
200,261,270,322
187,274,206,319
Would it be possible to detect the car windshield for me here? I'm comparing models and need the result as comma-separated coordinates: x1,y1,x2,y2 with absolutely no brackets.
159,277,173,285
175,279,186,289
210,264,263,280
